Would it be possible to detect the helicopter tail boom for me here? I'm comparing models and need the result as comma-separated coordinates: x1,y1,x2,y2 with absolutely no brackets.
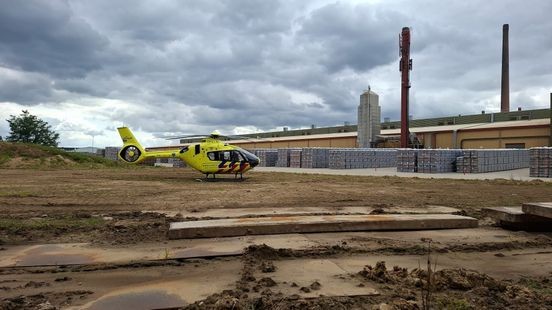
117,127,183,164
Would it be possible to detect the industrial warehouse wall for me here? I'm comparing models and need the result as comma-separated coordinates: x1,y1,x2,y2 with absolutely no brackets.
459,127,549,149
420,126,550,149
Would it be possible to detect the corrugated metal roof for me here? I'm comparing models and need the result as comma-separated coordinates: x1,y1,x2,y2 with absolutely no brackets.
227,132,357,143
382,118,549,135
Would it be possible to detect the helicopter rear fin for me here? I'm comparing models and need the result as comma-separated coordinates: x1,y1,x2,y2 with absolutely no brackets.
118,127,143,148
117,127,147,163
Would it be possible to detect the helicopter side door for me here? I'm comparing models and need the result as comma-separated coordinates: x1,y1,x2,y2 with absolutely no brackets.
205,150,244,173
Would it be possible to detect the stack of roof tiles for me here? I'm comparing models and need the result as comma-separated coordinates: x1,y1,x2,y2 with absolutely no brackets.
396,149,419,172
251,149,278,167
104,147,121,161
417,150,462,173
301,148,330,168
457,149,530,173
289,149,302,168
275,148,301,167
530,147,552,178
328,149,397,169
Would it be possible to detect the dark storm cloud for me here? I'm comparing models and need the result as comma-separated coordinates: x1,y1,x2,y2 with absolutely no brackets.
298,3,405,73
0,1,108,78
0,70,53,104
1,0,551,143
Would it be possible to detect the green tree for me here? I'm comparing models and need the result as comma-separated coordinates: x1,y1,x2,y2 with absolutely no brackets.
6,110,60,147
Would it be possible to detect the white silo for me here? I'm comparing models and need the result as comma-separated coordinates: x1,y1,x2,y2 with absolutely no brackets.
357,88,381,148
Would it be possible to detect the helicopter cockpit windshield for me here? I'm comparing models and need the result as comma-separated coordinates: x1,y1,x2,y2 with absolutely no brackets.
237,148,260,167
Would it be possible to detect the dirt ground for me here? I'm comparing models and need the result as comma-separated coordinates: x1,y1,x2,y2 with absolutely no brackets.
1,166,552,309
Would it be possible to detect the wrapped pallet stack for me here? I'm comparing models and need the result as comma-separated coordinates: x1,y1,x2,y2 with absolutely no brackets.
328,149,397,169
252,149,278,167
417,150,462,173
457,149,530,173
530,147,552,177
396,149,419,172
275,148,290,167
289,149,302,168
301,148,330,168
104,147,121,161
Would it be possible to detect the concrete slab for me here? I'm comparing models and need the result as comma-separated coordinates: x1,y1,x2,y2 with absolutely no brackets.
482,206,552,231
144,205,461,219
0,234,317,267
65,259,241,310
168,214,478,239
522,202,552,219
4,228,535,268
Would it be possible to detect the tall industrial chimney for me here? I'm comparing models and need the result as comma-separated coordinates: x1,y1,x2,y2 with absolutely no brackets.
500,24,510,113
399,27,412,148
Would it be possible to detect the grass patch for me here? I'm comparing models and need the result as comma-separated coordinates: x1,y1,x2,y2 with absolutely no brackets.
0,190,38,198
518,277,552,295
0,216,105,234
0,142,126,168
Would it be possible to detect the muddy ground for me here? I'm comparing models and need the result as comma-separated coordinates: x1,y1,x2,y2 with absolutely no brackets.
1,167,552,309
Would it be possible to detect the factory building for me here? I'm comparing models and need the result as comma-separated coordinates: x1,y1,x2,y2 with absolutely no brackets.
216,108,550,150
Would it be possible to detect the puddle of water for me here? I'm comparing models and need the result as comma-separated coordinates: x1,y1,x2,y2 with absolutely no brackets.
87,290,186,310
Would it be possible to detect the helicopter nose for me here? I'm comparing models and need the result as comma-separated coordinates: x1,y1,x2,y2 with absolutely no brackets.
250,156,260,167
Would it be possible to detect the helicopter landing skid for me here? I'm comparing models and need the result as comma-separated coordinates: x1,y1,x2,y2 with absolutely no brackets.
197,173,246,182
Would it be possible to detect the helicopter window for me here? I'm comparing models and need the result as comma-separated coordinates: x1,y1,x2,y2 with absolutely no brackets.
223,151,231,161
194,144,200,155
230,151,244,162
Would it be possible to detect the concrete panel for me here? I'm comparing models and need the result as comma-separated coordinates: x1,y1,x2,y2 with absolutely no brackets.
522,202,552,219
482,206,551,231
168,214,478,239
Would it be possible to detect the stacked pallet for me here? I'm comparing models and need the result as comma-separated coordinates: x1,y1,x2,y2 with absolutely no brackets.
104,147,120,161
530,147,552,178
289,149,302,168
328,149,397,169
328,149,346,169
275,148,301,167
168,157,186,168
301,148,330,168
275,149,290,167
457,149,530,173
396,149,419,172
252,149,278,167
417,150,462,173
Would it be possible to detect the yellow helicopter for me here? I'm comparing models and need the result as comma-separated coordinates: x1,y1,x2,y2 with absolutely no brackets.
117,127,260,179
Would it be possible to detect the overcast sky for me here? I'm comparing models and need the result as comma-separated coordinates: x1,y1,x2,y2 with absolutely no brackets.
0,0,551,147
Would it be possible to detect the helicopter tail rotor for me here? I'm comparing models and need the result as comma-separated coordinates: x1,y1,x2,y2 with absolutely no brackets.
117,127,146,164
